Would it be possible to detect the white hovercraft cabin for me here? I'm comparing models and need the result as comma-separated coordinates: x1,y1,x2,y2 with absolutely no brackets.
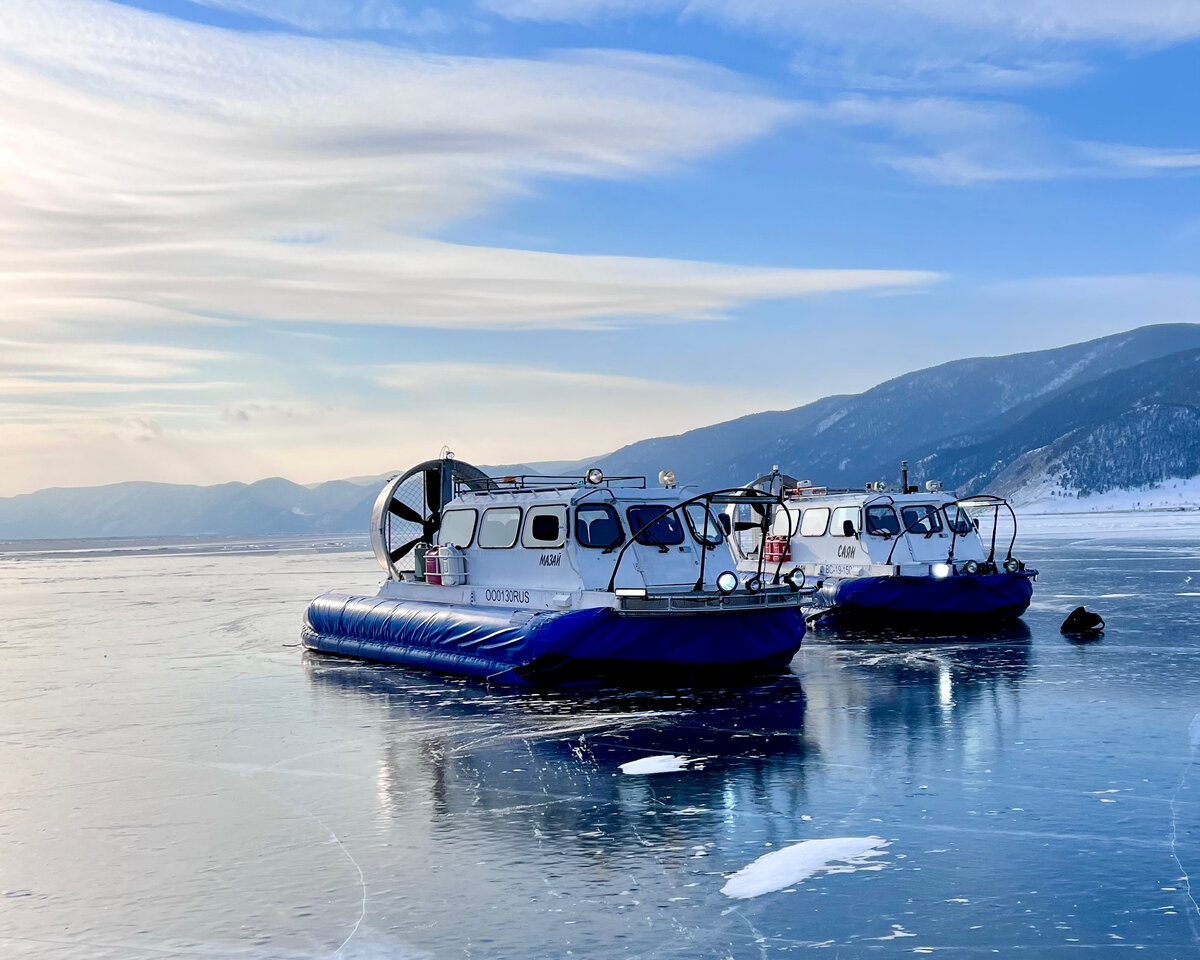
728,462,1036,625
302,456,810,685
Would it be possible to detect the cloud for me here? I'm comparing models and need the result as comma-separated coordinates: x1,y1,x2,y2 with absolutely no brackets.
481,0,1200,90
0,360,811,494
812,97,1200,184
190,0,456,33
0,0,940,333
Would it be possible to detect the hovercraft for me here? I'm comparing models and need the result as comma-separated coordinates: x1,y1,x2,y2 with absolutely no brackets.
302,455,810,686
727,462,1037,627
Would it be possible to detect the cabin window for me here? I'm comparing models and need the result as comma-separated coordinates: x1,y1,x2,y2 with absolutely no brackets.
684,503,725,546
522,505,567,548
830,506,859,537
576,504,624,549
865,505,901,536
478,506,522,548
800,507,830,537
770,507,798,538
901,504,943,535
627,505,685,546
438,508,477,548
943,505,975,536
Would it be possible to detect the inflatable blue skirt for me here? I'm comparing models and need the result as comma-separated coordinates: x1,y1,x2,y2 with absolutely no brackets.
813,571,1035,625
303,593,806,687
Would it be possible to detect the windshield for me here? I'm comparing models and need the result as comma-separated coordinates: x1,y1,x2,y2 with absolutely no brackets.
901,504,943,535
627,505,685,546
684,503,725,545
943,505,975,536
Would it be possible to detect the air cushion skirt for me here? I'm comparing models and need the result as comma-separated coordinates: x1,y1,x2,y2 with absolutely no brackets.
303,593,806,686
814,571,1035,624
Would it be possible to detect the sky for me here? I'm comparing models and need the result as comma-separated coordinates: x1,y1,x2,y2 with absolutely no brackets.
0,0,1197,495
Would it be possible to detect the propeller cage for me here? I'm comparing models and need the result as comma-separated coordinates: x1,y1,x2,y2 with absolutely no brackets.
370,457,490,579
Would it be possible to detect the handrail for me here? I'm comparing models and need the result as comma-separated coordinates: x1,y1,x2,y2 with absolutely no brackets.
456,474,647,494
604,486,789,593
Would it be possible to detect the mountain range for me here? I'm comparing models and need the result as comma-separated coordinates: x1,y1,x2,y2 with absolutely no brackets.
4,323,1200,539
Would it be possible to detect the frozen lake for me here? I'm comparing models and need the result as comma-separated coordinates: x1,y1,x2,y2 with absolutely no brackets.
2,532,1199,958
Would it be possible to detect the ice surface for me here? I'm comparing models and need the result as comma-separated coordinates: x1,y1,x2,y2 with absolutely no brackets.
720,837,890,899
3,536,1200,957
619,754,698,775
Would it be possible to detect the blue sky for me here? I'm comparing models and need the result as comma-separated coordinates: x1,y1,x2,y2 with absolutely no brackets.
0,0,1197,494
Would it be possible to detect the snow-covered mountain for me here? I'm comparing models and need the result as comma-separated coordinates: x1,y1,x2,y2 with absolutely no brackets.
3,324,1200,539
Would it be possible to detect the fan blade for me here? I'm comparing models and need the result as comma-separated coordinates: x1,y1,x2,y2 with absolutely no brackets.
388,499,425,525
388,535,423,563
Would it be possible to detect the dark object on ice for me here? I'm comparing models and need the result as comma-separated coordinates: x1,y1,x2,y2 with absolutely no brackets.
1061,606,1105,634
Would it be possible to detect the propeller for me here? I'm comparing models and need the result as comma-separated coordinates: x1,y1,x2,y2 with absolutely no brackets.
370,457,490,579
723,470,800,562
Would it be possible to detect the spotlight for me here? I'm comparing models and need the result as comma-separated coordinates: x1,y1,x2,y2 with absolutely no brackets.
932,562,952,579
716,571,739,595
585,467,604,485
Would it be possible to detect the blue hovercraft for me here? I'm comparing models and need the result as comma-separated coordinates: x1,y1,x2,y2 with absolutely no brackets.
728,463,1038,627
302,455,810,686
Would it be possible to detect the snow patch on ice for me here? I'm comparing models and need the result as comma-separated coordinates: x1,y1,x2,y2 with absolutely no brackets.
720,837,890,899
619,755,700,775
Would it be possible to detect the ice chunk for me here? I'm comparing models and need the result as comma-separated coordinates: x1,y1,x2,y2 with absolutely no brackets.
720,837,890,899
619,755,698,775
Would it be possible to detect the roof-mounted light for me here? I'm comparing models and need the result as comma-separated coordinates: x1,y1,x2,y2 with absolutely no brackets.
658,469,676,489
585,467,604,485
925,480,942,492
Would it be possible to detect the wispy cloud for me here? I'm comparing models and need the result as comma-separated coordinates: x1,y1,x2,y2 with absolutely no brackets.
190,0,457,33
482,0,1200,90
0,0,938,334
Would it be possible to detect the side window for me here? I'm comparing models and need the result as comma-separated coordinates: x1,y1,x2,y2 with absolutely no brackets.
522,504,567,548
438,509,477,547
830,506,859,537
770,507,799,538
684,503,725,546
478,506,522,548
901,504,943,535
576,504,624,549
865,505,901,536
800,507,830,537
627,505,685,546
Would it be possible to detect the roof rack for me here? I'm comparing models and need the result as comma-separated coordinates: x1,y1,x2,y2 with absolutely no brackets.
456,474,648,494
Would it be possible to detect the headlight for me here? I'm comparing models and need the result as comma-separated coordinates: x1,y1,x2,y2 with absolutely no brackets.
783,568,805,592
745,576,763,594
963,559,979,575
716,570,739,595
1004,557,1021,574
932,562,952,579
